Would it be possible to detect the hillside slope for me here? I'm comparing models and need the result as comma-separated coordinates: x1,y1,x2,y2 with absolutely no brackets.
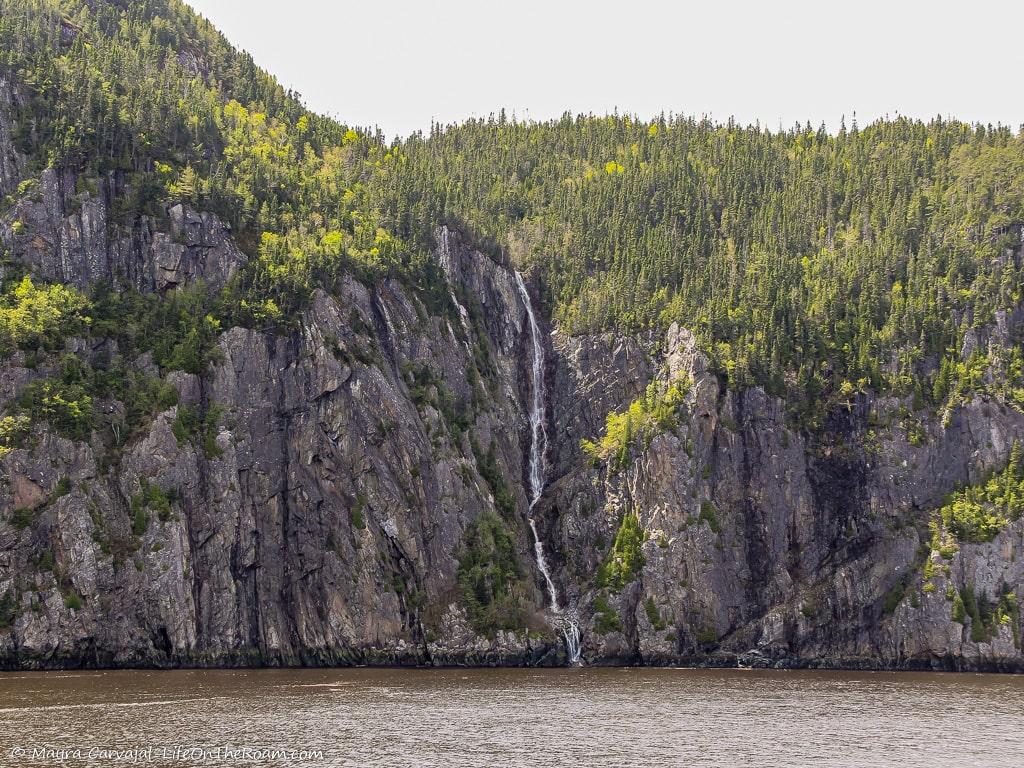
0,0,1022,670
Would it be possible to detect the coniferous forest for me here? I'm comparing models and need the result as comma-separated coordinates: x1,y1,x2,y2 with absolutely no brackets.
3,0,1024,691
2,0,1022,431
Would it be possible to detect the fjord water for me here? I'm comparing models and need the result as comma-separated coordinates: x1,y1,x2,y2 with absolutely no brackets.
1,668,1021,767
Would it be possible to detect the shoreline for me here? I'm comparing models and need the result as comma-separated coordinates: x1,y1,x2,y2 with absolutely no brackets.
2,650,1022,675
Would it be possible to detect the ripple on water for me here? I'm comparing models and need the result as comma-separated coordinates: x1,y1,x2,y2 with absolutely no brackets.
0,667,1022,767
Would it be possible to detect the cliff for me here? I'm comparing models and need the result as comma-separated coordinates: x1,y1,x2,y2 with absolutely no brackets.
1,74,1024,673
548,323,1024,671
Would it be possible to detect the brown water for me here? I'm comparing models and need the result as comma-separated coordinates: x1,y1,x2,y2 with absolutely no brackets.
0,667,1021,767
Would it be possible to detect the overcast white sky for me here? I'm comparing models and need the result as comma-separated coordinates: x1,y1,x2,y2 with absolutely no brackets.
185,0,1024,139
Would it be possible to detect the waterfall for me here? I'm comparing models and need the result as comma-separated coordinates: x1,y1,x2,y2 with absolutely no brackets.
514,271,582,665
515,271,547,506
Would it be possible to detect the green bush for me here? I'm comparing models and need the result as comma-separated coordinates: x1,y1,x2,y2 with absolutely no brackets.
471,437,516,518
17,379,94,441
596,512,646,591
934,441,1024,543
593,592,622,634
7,345,179,449
953,584,1019,644
952,589,966,623
644,596,666,630
90,284,224,376
103,369,179,444
883,581,906,616
10,507,34,529
800,598,818,618
52,476,71,498
696,626,718,645
131,503,149,536
595,611,622,634
0,413,32,455
351,493,367,530
0,589,16,629
699,501,721,533
405,362,468,436
172,403,224,458
0,276,91,356
456,509,528,636
582,377,690,470
131,480,176,533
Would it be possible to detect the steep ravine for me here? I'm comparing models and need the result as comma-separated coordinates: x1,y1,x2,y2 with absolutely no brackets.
0,154,1023,669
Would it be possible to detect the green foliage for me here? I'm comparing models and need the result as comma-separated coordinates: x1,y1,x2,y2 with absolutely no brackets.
52,476,71,498
62,590,82,611
644,595,667,630
582,377,690,470
0,589,16,629
800,598,818,618
163,312,223,375
470,437,516,518
17,378,93,440
964,587,988,642
405,362,472,438
171,406,198,445
10,507,33,529
696,626,719,645
952,589,966,623
596,512,647,591
131,479,175,533
110,372,179,444
933,441,1024,543
698,501,721,534
10,345,179,449
171,403,224,458
953,584,1021,644
997,590,1022,648
593,592,622,634
350,492,366,530
89,283,223,375
0,413,32,455
0,276,91,356
131,502,148,537
456,509,528,636
883,581,906,616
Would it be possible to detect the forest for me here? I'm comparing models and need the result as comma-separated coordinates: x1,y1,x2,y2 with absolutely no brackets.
0,0,1023,432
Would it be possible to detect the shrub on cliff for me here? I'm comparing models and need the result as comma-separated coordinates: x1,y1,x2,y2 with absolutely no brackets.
582,378,690,471
596,512,647,591
0,276,91,356
934,441,1024,543
456,510,528,636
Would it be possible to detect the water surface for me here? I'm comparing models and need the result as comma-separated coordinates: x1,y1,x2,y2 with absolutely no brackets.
0,667,1020,766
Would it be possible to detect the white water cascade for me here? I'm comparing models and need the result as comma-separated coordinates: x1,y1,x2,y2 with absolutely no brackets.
514,272,582,665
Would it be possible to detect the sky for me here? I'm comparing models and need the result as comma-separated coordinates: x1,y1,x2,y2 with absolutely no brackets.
184,0,1024,140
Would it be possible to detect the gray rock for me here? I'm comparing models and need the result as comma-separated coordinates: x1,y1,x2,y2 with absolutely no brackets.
0,144,1022,670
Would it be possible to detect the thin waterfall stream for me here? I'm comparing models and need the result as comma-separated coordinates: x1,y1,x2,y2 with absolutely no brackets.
514,272,582,665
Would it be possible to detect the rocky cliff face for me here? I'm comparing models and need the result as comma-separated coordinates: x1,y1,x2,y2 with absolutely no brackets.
546,324,1024,671
0,77,25,201
0,198,562,667
1,95,1023,671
